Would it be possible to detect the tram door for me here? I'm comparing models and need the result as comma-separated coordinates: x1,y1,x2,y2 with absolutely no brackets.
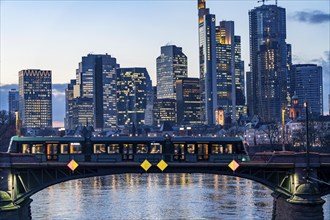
174,144,185,161
197,144,209,161
46,144,59,161
123,144,134,161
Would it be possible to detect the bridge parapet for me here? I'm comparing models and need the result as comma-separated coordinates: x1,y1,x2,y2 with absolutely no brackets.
0,152,330,220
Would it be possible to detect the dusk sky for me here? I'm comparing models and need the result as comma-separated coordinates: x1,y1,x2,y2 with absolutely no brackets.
0,0,329,124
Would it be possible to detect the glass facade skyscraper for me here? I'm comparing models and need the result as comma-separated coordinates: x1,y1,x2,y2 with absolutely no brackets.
176,77,201,125
215,21,246,122
291,64,323,117
76,54,119,129
198,0,217,125
8,89,19,116
18,69,52,128
156,45,187,100
248,4,291,122
117,67,152,127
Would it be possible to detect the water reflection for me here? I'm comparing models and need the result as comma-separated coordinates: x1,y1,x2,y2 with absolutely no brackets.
30,174,329,220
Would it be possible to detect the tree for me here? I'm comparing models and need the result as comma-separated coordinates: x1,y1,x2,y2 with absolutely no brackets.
0,110,16,152
261,122,280,145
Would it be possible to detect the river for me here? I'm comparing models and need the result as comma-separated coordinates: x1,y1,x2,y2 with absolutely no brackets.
31,174,329,219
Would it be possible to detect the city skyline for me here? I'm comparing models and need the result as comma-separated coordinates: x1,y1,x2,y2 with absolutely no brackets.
0,0,329,126
1,1,329,84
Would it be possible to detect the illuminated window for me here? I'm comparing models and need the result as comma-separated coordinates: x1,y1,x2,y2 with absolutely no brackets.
212,144,222,154
108,144,120,154
61,144,69,154
22,144,30,154
187,144,195,154
224,144,233,154
70,143,82,154
32,144,44,154
94,144,106,154
136,144,148,154
150,143,162,154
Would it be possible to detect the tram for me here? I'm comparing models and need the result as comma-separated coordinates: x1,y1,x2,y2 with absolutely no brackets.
7,135,249,163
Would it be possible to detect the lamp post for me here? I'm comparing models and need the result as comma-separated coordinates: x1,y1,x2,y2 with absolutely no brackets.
282,108,285,151
304,101,310,173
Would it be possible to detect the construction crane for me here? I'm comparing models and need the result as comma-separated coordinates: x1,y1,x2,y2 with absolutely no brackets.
257,0,278,5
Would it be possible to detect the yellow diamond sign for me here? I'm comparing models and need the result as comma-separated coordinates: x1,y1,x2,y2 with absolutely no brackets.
140,159,152,172
157,160,168,171
228,160,240,172
67,159,79,171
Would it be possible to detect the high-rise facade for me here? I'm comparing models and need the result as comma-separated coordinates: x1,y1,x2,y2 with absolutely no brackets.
117,68,152,127
215,21,246,122
65,79,77,130
198,0,217,125
156,45,188,100
248,4,291,122
176,77,201,125
291,64,323,117
18,69,52,128
8,89,19,116
76,54,119,129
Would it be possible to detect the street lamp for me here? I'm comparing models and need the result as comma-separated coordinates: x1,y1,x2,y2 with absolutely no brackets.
282,108,285,151
304,101,310,172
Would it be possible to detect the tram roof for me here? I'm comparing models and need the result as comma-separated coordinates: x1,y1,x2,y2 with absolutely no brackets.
10,135,243,143
10,136,85,142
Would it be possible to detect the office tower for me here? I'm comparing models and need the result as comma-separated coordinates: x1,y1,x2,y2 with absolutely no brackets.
65,79,77,130
117,68,152,127
71,97,94,128
76,54,119,129
156,45,187,100
291,64,323,117
158,99,177,126
18,69,52,128
8,89,19,116
144,86,154,126
215,21,246,122
152,86,161,126
198,0,217,125
176,77,201,125
248,4,290,122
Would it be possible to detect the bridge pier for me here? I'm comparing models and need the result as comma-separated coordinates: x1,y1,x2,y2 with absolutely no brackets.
272,166,326,220
272,192,324,220
0,194,32,220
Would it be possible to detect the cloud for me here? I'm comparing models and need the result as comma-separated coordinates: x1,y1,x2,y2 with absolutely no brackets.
291,10,330,24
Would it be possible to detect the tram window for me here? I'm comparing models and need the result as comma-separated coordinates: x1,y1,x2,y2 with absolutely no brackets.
47,144,58,154
150,143,162,154
123,144,133,154
187,144,195,154
22,144,30,154
212,144,222,154
174,144,184,154
108,144,119,154
136,144,148,154
61,144,69,154
94,144,106,154
70,143,82,154
224,144,233,154
32,144,44,154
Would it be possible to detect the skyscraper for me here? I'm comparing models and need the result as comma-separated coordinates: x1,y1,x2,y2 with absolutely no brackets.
156,45,188,100
65,79,77,130
248,3,291,122
76,54,119,129
291,64,323,117
117,68,152,127
176,77,201,125
215,21,246,122
198,0,217,125
8,89,19,116
19,69,52,128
